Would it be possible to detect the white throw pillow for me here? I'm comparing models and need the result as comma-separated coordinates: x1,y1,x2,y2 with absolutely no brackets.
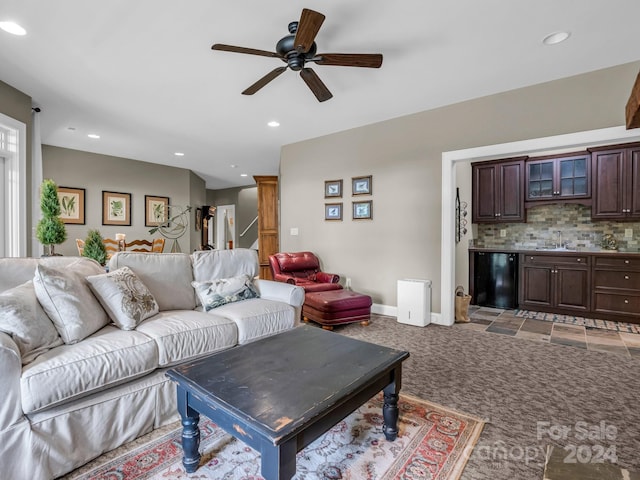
87,266,159,330
192,274,260,311
0,281,63,364
33,262,109,344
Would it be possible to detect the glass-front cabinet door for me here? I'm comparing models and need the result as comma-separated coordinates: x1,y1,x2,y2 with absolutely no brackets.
526,153,590,202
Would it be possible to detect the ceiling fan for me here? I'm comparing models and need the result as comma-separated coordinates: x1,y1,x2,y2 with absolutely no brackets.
211,8,383,102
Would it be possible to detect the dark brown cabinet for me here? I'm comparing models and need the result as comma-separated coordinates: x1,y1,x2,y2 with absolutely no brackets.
472,157,525,223
525,153,590,202
590,143,640,220
519,254,590,314
592,255,640,321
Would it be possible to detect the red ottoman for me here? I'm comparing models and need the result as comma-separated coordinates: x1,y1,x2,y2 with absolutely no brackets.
303,289,372,329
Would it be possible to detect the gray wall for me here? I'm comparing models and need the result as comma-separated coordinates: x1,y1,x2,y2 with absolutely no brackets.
42,145,204,256
0,80,33,254
280,61,640,312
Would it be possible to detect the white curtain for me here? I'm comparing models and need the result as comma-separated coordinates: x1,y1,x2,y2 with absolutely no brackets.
31,108,43,257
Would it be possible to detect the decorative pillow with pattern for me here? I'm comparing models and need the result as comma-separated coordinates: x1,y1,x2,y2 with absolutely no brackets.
0,281,63,364
192,274,259,311
87,266,159,330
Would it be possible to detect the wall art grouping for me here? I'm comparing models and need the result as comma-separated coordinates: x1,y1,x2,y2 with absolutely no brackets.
324,175,373,221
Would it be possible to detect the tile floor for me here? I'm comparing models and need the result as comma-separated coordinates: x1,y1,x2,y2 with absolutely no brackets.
463,305,640,359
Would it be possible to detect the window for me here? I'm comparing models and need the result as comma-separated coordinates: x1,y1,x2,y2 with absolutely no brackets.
0,114,26,257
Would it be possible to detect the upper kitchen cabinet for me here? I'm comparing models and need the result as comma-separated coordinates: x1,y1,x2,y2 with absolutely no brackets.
472,157,526,224
525,152,590,204
590,143,640,220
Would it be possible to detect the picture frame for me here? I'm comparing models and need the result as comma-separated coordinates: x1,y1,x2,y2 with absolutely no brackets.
324,179,343,198
352,175,372,195
353,200,373,220
145,195,169,227
102,191,131,226
325,203,343,221
57,186,85,224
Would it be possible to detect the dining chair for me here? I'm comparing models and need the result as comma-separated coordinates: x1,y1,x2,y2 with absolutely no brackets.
76,239,85,256
127,239,154,252
103,238,120,259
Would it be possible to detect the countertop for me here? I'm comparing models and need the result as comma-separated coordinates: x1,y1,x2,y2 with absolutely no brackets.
468,247,640,255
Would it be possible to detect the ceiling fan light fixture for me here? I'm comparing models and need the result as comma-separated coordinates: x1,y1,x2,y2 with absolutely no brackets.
542,31,571,45
0,21,27,36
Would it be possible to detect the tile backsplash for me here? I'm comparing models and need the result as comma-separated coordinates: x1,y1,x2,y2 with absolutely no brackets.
474,204,640,252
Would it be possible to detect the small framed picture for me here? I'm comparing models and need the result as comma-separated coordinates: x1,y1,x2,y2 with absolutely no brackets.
102,191,131,226
325,179,343,198
353,200,372,220
352,175,372,195
145,195,169,227
57,186,85,224
325,203,343,221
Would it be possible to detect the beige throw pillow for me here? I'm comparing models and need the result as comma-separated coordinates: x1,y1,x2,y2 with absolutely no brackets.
0,281,63,364
87,266,159,330
33,262,109,344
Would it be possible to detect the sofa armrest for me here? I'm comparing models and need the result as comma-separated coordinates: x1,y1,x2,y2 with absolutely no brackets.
316,272,340,284
254,279,305,308
0,332,24,430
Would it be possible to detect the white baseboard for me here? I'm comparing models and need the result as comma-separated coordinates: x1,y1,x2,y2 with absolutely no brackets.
372,303,447,326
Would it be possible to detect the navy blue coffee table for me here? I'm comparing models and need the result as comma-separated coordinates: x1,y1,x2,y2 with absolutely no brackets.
166,324,409,480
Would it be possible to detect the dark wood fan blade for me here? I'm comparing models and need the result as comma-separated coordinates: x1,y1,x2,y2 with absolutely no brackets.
242,67,287,95
294,9,325,53
300,68,333,102
212,43,280,58
314,53,383,68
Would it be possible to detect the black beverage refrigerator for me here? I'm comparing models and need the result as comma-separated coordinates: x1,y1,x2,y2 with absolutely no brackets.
472,251,519,309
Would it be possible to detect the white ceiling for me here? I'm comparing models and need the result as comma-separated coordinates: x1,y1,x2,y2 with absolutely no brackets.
1,1,639,189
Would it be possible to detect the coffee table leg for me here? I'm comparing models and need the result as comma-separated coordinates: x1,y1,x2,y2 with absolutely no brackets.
176,386,201,473
261,437,297,480
382,381,400,441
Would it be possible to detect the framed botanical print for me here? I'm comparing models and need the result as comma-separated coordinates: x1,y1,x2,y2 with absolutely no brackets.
325,179,343,198
325,203,343,221
352,175,372,195
102,191,131,226
145,195,169,227
353,200,372,220
57,186,85,224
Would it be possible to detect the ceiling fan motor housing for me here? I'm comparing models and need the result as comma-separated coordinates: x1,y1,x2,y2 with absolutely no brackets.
276,21,317,71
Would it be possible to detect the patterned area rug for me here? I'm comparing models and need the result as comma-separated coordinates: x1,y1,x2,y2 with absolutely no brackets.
515,309,640,334
65,394,483,480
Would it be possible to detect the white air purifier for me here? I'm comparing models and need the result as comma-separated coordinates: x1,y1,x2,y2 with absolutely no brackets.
397,279,431,327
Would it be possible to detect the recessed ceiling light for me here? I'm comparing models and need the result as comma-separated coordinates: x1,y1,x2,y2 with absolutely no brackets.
230,164,238,168
174,152,185,156
542,31,570,45
240,173,248,177
87,133,100,139
0,21,27,36
267,121,280,127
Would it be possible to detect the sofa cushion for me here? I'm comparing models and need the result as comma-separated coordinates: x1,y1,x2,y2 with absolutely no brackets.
87,266,159,330
20,325,158,413
0,281,63,364
209,298,295,344
33,260,110,344
192,275,259,311
108,253,196,311
191,249,259,283
134,310,238,367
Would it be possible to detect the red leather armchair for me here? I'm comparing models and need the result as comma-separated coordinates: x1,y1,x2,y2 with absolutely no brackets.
269,252,343,292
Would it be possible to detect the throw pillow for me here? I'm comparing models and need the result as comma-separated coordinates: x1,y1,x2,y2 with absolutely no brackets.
192,274,259,311
0,281,63,364
33,262,109,344
87,266,159,330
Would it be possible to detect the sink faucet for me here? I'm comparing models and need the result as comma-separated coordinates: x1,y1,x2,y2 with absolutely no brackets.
555,230,563,249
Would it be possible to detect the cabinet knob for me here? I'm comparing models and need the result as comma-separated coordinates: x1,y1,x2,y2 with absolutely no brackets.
624,299,629,304
625,260,630,264
577,259,581,262
625,275,630,280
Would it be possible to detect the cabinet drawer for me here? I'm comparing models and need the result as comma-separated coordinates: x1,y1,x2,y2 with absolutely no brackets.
522,254,589,266
593,270,640,291
593,256,640,269
593,293,640,316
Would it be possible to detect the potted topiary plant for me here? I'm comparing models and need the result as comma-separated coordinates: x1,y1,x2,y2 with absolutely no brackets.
83,229,108,266
36,179,67,256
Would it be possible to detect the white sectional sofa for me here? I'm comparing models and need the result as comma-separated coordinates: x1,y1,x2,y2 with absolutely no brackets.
0,249,304,480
